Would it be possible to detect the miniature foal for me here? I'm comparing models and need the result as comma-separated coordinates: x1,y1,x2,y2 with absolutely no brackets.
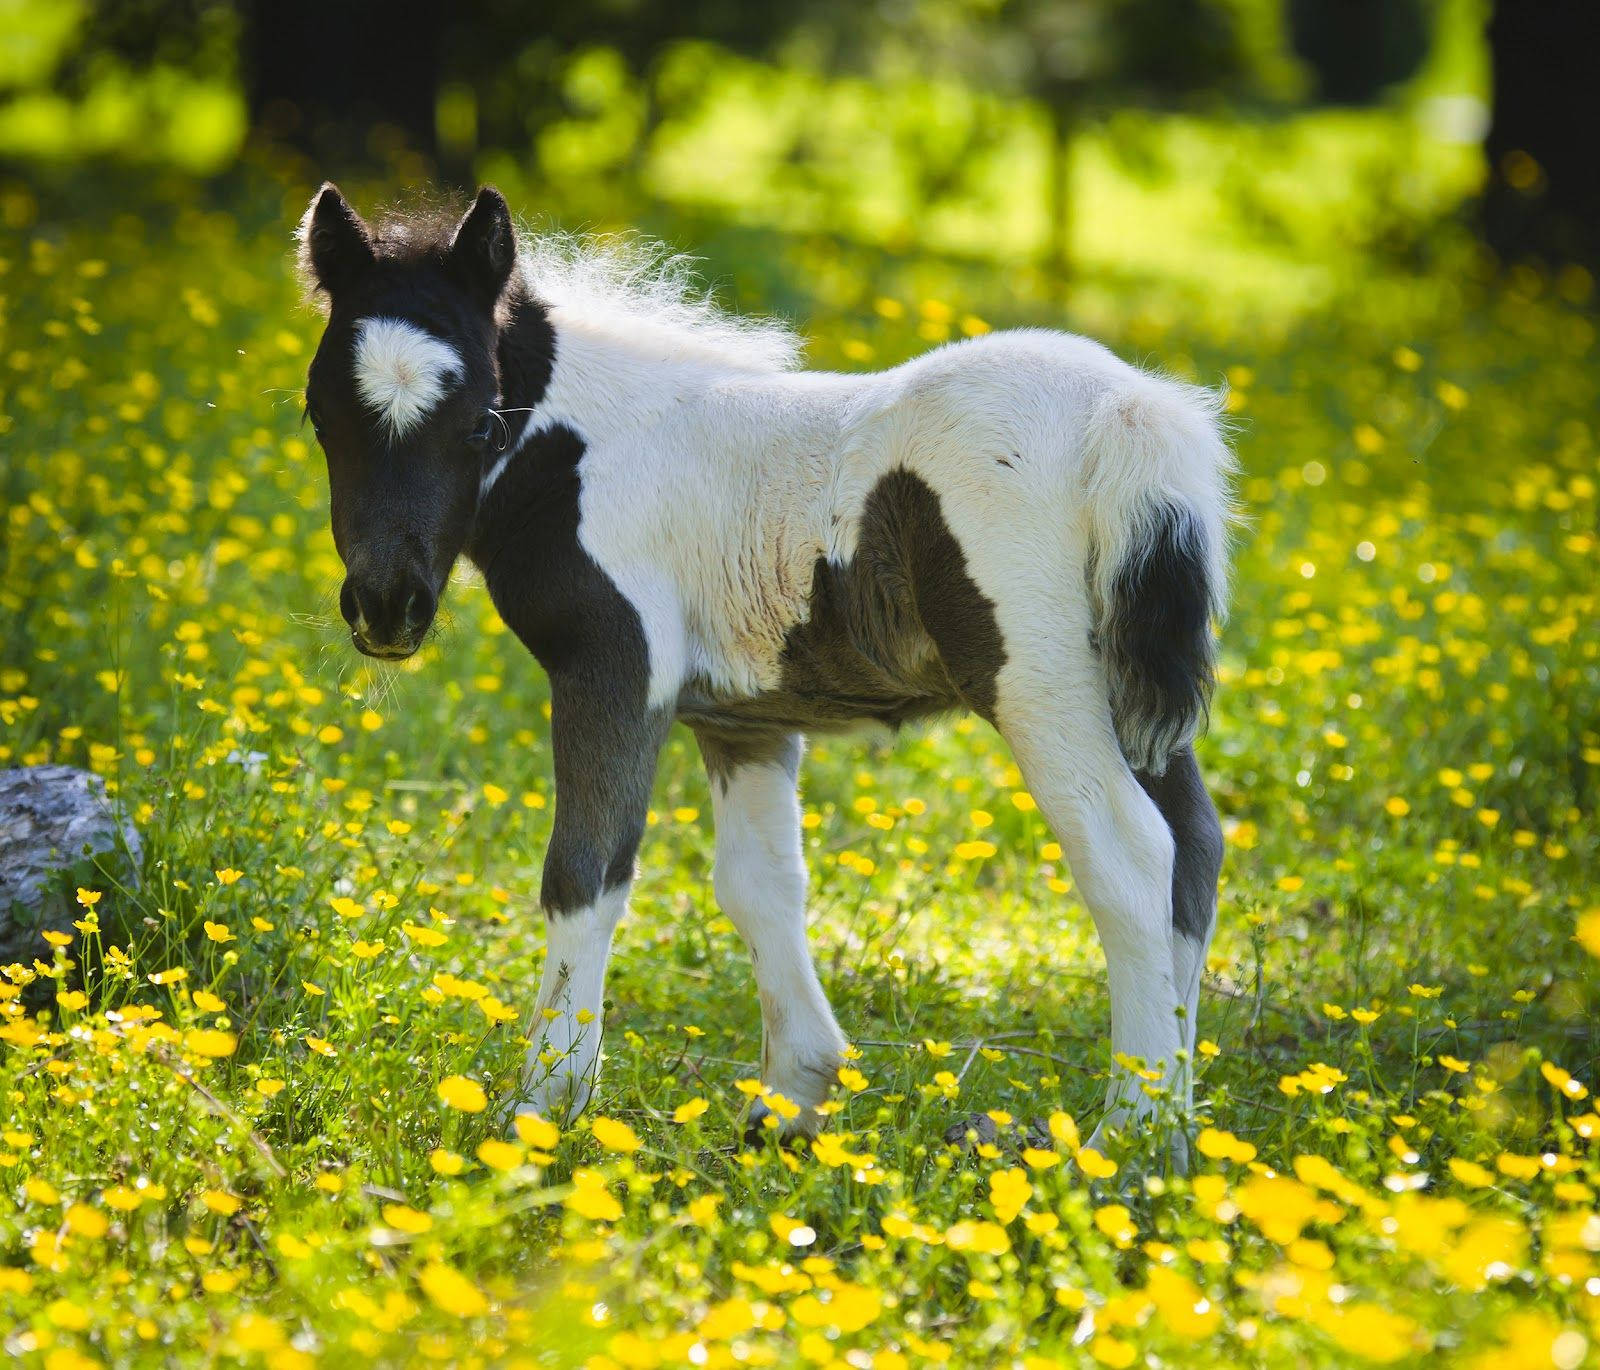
296,183,1233,1152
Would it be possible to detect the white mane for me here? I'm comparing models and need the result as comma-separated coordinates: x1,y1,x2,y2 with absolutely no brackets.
517,231,803,375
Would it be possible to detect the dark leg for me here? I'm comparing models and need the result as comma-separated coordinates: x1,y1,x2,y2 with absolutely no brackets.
1137,745,1223,1060
514,667,671,1123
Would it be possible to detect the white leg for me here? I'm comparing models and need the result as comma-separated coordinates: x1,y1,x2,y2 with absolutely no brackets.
997,679,1184,1147
698,730,847,1136
518,884,629,1121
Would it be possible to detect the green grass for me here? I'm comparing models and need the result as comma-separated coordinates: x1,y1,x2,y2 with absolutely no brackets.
1,159,1598,1369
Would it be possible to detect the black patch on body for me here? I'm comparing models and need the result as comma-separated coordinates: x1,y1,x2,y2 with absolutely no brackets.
1098,502,1216,775
1136,746,1223,942
467,302,662,917
678,468,1007,738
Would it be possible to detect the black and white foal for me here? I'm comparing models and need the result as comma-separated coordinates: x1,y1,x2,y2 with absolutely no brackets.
297,184,1234,1152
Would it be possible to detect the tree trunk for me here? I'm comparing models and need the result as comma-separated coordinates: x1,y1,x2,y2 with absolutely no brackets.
240,0,444,169
1482,1,1600,271
1046,99,1075,291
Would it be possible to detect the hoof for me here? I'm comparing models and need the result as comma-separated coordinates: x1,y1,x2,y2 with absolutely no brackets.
1084,1115,1192,1178
742,1096,823,1147
743,1099,776,1147
943,1112,1054,1153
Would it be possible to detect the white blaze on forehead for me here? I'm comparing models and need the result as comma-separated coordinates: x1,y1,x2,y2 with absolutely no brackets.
352,317,462,437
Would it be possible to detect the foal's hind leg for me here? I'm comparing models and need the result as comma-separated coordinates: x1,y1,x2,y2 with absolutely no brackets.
992,653,1187,1153
1136,747,1222,1103
696,728,847,1138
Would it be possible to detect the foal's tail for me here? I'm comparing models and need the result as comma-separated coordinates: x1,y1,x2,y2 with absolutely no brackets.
1079,374,1236,776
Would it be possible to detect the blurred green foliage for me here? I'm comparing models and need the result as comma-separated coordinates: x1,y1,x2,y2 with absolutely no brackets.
0,0,245,173
0,0,1489,290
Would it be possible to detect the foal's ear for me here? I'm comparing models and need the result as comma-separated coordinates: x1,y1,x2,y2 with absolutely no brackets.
298,182,374,296
447,186,516,305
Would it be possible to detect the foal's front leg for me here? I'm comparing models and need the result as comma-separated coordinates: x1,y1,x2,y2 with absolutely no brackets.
697,729,848,1138
516,670,670,1123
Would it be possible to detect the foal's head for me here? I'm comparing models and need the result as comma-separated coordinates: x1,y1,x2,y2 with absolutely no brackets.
298,183,517,659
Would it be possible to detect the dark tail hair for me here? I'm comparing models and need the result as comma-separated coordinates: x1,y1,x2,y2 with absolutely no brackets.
1096,502,1218,775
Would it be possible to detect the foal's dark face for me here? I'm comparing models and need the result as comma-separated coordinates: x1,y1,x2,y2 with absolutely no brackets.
299,184,516,659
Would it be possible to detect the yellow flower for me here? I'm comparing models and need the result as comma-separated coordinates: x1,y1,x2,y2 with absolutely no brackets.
350,939,385,959
1048,1112,1080,1149
789,1283,881,1334
1448,1158,1495,1189
1577,909,1600,959
1540,1062,1588,1099
989,1168,1032,1223
698,1296,756,1342
430,1149,465,1175
202,920,233,943
305,1035,336,1057
672,1097,709,1123
1075,1147,1118,1179
1091,1335,1136,1368
1195,1127,1256,1164
192,990,226,1012
1146,1266,1218,1337
566,1168,622,1222
255,1079,285,1098
381,1203,433,1234
591,1116,642,1154
202,1190,242,1216
214,868,243,885
513,1113,560,1149
75,888,102,908
944,1220,1009,1255
1093,1204,1137,1248
418,1261,488,1317
184,1029,237,1058
477,1139,524,1171
1496,1153,1543,1181
437,1075,487,1113
64,1203,108,1238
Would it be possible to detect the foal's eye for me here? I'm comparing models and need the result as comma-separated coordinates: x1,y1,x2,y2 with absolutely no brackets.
467,412,500,451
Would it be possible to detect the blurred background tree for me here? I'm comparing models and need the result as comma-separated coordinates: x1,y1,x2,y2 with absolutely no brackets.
0,0,1595,285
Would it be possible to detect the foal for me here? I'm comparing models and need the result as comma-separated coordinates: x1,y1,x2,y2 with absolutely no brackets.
297,183,1233,1151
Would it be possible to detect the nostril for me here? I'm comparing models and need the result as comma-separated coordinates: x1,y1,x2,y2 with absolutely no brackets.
402,578,436,633
339,579,363,631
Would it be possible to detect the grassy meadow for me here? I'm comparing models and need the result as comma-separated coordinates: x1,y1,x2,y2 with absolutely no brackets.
1,133,1599,1368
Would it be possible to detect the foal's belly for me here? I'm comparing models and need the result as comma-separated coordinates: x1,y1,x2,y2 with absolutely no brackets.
675,552,963,736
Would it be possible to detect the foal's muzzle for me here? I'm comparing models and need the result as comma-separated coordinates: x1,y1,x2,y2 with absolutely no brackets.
340,570,436,659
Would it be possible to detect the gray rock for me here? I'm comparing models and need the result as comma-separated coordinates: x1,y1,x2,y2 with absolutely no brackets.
0,765,142,965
